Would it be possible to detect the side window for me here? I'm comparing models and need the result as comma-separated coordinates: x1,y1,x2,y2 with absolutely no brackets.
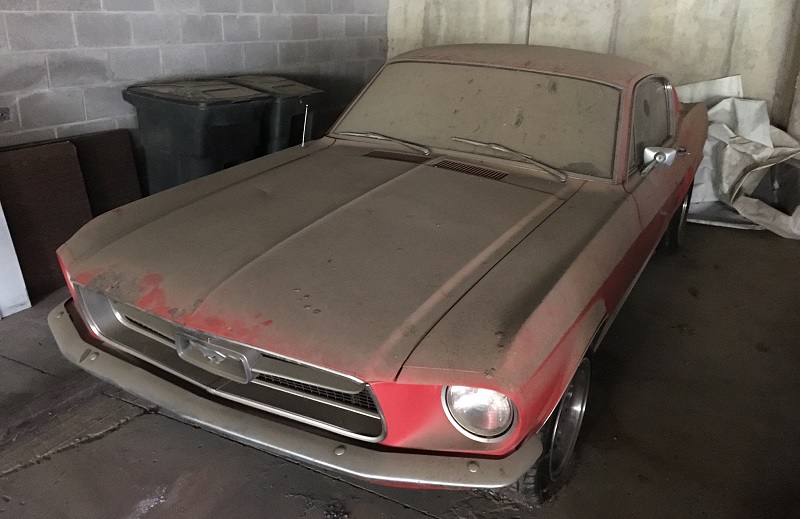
630,78,670,170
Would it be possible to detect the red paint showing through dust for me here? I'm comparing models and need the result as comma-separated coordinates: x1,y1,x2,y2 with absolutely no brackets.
72,270,102,285
135,273,273,345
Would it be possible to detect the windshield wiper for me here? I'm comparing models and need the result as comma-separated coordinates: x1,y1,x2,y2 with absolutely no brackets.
337,131,430,156
451,137,567,182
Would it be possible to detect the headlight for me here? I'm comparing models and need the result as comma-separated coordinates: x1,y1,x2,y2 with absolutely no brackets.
443,386,515,441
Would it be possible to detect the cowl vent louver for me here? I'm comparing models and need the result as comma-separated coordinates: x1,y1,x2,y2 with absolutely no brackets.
363,150,432,163
433,160,507,180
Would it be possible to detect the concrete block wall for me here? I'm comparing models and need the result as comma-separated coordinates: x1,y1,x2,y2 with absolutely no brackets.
0,0,389,147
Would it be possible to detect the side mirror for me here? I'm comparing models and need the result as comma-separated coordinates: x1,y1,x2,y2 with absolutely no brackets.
642,146,677,175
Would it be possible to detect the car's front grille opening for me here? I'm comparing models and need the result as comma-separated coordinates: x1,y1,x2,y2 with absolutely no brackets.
76,286,385,441
122,315,174,344
255,373,378,412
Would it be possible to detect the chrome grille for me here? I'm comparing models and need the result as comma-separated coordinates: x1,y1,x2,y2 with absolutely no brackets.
255,373,378,412
75,286,385,441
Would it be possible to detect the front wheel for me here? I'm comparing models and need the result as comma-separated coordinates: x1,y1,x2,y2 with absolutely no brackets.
659,181,693,253
503,357,592,504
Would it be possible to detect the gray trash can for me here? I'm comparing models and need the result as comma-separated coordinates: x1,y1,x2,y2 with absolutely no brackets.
225,75,323,153
123,80,272,194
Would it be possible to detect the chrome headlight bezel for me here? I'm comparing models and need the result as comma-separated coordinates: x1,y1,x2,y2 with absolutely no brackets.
441,386,517,443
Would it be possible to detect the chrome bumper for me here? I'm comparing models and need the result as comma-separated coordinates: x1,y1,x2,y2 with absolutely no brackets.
48,300,542,489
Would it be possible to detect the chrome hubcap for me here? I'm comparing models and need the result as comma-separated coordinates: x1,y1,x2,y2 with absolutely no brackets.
548,358,591,481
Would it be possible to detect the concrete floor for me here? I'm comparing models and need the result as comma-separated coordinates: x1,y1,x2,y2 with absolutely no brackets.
0,224,797,519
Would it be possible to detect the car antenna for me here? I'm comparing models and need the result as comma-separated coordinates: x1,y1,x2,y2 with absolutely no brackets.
301,100,309,147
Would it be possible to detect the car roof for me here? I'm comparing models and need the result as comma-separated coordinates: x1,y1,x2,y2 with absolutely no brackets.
390,44,654,90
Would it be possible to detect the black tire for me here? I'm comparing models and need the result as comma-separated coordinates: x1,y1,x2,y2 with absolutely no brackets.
502,358,591,504
659,181,693,253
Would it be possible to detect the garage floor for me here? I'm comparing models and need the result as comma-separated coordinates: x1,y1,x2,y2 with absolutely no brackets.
0,224,797,519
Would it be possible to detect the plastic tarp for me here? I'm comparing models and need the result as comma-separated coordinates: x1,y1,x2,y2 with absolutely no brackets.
676,76,800,239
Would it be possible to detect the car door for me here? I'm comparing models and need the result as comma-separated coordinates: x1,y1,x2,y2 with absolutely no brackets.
623,77,689,238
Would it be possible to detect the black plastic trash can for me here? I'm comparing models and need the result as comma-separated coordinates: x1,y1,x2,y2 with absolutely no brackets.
225,75,323,154
123,80,272,194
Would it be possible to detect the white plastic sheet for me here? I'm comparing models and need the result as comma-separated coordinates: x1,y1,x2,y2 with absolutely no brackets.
677,76,800,239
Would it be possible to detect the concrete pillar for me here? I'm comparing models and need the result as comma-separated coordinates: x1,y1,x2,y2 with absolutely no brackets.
388,0,530,57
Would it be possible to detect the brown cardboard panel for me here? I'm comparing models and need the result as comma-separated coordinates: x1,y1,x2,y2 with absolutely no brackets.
0,142,92,299
70,130,142,216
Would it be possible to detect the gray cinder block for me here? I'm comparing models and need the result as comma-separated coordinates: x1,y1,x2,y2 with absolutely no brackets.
356,36,379,58
182,14,223,43
200,0,240,13
19,90,86,128
344,15,363,37
161,45,206,76
278,40,306,65
365,14,385,37
353,0,378,14
7,13,76,50
240,0,271,13
330,0,354,14
110,48,161,81
243,41,278,70
307,39,333,63
318,14,344,39
75,13,133,47
157,0,199,12
49,50,111,88
84,85,134,119
290,15,318,39
240,0,272,13
222,15,258,41
259,14,290,40
205,43,245,74
0,0,37,10
38,0,101,11
305,0,330,14
274,0,304,14
0,54,48,93
332,37,356,60
104,0,155,11
131,13,181,45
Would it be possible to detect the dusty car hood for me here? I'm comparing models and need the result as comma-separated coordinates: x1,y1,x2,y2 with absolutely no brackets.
62,142,579,382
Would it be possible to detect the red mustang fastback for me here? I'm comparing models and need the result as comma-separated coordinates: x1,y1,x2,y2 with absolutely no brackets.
49,44,707,502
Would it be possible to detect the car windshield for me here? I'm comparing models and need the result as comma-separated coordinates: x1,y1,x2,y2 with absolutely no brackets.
334,61,621,178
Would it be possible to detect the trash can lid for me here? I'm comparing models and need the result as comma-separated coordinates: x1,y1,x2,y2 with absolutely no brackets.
225,75,323,98
125,79,272,106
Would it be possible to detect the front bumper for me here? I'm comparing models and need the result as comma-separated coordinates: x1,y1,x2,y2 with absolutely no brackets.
48,300,542,489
